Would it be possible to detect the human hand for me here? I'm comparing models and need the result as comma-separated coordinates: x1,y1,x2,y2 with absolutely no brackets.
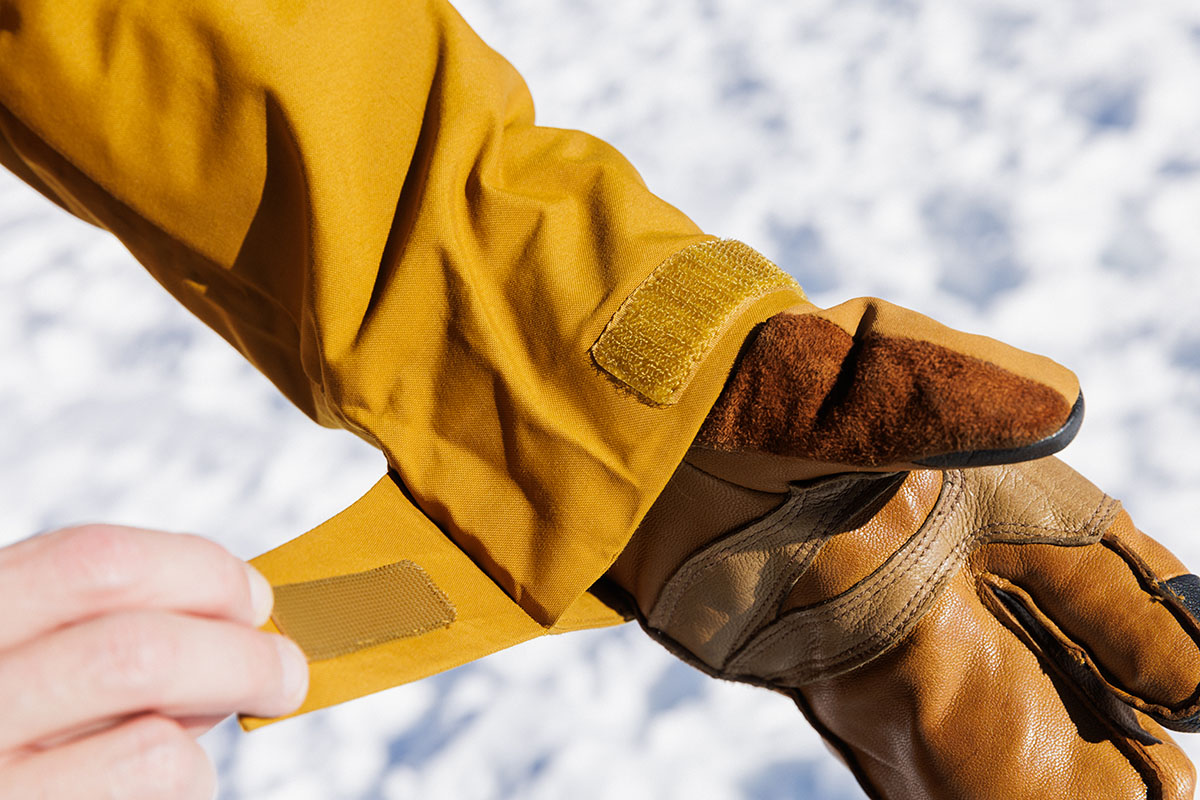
0,524,309,799
609,298,1199,798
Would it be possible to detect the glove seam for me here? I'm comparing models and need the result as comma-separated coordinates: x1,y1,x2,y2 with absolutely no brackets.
729,476,1121,683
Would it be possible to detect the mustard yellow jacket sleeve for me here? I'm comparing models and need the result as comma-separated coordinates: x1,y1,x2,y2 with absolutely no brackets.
0,0,803,725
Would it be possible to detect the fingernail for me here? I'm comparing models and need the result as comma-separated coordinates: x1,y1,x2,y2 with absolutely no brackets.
275,635,310,709
245,565,274,626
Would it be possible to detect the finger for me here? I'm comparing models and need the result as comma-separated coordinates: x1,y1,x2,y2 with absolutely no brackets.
23,713,230,751
0,525,273,651
1106,515,1192,581
179,715,230,739
972,511,1200,724
696,298,1081,471
801,569,1194,800
0,610,307,752
0,714,215,800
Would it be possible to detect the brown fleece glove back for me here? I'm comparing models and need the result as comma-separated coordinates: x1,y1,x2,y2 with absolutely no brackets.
696,298,1082,470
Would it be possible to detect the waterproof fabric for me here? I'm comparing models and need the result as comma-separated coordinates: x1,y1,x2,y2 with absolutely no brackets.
0,0,805,725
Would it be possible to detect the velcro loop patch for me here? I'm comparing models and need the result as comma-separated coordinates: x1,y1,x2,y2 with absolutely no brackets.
271,561,456,662
591,239,804,406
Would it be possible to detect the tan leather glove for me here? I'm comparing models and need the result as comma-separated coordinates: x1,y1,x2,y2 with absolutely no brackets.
607,299,1200,799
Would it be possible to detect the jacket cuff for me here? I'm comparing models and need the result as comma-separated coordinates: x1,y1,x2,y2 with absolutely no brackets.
242,240,804,728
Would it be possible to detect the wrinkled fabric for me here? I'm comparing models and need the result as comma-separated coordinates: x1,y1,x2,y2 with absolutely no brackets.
0,0,804,723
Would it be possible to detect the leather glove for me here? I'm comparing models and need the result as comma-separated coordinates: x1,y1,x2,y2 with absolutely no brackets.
606,298,1200,799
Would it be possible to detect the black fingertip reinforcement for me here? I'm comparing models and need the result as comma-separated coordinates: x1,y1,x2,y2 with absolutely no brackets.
1154,573,1200,733
916,393,1085,469
1164,574,1200,623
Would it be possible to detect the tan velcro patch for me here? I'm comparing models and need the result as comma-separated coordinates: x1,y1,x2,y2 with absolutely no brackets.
271,561,456,662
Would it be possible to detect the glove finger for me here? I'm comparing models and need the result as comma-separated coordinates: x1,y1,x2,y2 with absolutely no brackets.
971,511,1200,729
695,297,1082,473
799,568,1195,800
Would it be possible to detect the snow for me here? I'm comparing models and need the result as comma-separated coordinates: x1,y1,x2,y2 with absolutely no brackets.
2,0,1200,797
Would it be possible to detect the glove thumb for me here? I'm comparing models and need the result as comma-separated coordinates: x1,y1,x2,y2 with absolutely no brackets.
691,297,1083,488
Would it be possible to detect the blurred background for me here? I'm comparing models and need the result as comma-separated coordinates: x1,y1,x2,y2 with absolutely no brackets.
2,0,1200,797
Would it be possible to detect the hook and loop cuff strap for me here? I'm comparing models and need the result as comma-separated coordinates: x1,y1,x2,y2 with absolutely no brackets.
592,239,805,406
239,473,626,731
270,561,456,663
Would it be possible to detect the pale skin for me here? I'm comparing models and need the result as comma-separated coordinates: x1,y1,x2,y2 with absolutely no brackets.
0,525,309,799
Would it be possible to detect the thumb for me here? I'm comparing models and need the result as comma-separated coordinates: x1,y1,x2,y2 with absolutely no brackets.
695,297,1083,472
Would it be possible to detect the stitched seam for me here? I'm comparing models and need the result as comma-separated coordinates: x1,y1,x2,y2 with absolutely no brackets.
653,478,855,656
769,495,1118,679
749,471,967,641
798,495,1118,675
1095,534,1200,720
725,494,845,658
817,497,1116,671
655,477,881,627
655,499,809,629
714,532,828,667
732,477,1120,679
976,574,1170,759
821,483,1110,632
650,488,811,628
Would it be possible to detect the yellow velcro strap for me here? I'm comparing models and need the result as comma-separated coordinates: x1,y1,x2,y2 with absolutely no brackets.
591,239,804,406
272,561,456,662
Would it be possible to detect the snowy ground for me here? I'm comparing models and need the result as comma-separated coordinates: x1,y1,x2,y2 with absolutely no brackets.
3,1,1200,797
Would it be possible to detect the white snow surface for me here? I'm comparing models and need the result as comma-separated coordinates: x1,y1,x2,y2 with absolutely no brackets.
3,1,1200,798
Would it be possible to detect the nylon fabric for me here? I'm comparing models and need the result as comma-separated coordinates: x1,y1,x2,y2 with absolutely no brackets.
0,0,801,630
0,0,805,726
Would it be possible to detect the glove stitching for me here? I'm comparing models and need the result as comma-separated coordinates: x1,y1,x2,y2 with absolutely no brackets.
650,486,812,629
793,493,1118,679
652,476,881,665
729,471,967,669
816,488,1114,635
731,482,1119,682
724,472,966,677
725,491,850,663
977,574,1172,787
787,497,1117,682
1087,534,1200,725
651,493,808,626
